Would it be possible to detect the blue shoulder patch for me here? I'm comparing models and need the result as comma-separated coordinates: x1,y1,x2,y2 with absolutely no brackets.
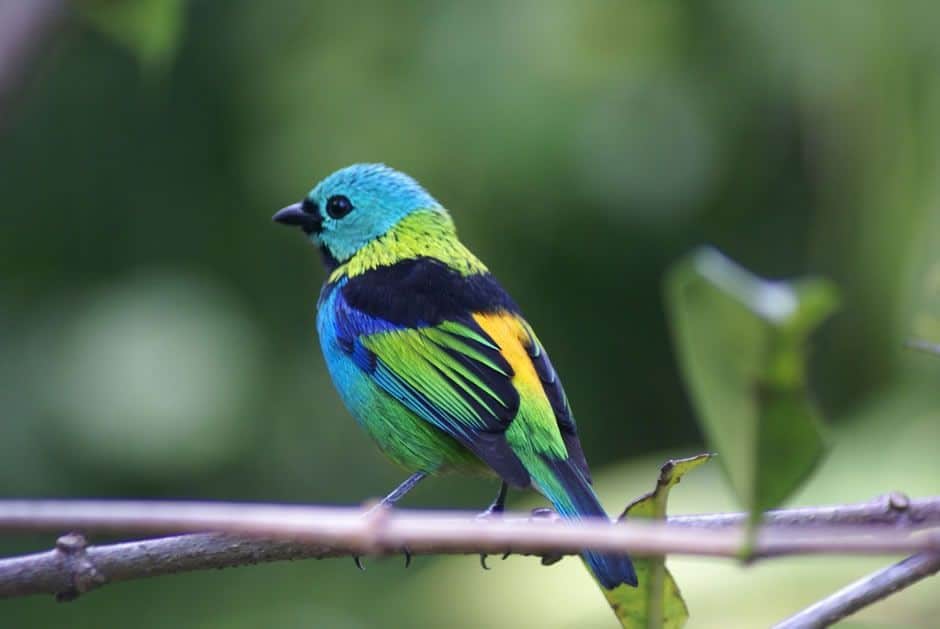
330,285,396,372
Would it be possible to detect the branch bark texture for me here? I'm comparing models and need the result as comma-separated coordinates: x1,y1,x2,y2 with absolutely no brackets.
774,551,940,629
0,494,937,601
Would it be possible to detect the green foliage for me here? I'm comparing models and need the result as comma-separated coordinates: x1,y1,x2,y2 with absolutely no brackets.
3,1,940,626
666,249,837,523
79,0,185,72
603,454,712,629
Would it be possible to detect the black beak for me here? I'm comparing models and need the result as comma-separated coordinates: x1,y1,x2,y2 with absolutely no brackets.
272,202,323,234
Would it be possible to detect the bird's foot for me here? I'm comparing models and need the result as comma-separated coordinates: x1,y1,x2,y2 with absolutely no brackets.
375,505,413,568
528,508,561,565
352,549,411,571
353,472,428,574
476,503,505,570
482,549,515,569
540,553,564,566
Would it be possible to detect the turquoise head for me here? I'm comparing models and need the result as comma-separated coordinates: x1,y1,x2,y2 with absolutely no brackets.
273,163,443,263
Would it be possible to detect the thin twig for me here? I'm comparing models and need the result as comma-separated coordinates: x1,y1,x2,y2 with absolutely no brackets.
774,551,940,629
906,338,940,356
0,496,937,600
668,492,935,528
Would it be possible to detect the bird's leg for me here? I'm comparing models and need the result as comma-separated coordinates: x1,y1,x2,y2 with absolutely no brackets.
355,471,427,570
477,482,508,570
479,481,508,518
376,471,427,509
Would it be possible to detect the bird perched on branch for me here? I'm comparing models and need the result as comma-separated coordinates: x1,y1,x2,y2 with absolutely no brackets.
273,163,637,589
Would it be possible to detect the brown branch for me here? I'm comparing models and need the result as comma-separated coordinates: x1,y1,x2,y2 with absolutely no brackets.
0,531,335,600
773,551,940,629
668,491,936,528
0,495,937,600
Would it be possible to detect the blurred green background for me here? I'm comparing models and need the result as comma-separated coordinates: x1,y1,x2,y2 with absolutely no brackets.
2,1,939,627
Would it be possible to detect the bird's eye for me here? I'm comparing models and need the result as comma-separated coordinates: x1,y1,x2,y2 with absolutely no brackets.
326,195,353,219
301,198,318,214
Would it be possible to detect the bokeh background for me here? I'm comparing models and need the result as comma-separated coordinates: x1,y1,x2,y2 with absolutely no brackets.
2,1,939,627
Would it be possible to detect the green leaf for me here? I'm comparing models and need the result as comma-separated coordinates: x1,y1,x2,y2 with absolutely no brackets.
602,454,713,629
80,0,186,73
665,247,836,523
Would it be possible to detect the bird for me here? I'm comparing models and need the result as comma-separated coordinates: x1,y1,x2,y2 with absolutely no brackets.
273,163,637,589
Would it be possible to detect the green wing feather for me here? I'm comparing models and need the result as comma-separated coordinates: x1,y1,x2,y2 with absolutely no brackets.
359,318,533,485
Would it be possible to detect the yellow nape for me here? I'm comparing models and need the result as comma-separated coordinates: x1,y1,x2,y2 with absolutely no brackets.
329,210,488,281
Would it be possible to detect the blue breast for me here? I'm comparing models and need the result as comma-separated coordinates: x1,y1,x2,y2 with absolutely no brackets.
316,280,395,427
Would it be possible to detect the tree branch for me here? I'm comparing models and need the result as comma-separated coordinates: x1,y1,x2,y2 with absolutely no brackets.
667,491,936,528
0,531,334,600
906,338,940,356
0,495,937,600
774,551,940,629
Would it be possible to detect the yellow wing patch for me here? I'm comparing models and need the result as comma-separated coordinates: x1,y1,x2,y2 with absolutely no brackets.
472,312,568,460
472,312,542,392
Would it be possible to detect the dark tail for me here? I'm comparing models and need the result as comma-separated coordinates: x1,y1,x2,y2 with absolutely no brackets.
538,458,638,589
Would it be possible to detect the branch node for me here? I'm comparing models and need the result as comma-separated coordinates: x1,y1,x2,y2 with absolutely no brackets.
54,532,106,602
360,503,392,555
887,492,911,513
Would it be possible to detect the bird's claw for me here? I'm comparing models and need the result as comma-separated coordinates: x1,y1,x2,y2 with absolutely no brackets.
476,483,509,571
354,551,412,570
541,553,563,566
529,509,560,565
481,549,513,570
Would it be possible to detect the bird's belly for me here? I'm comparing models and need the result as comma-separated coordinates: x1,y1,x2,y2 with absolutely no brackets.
318,325,486,476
